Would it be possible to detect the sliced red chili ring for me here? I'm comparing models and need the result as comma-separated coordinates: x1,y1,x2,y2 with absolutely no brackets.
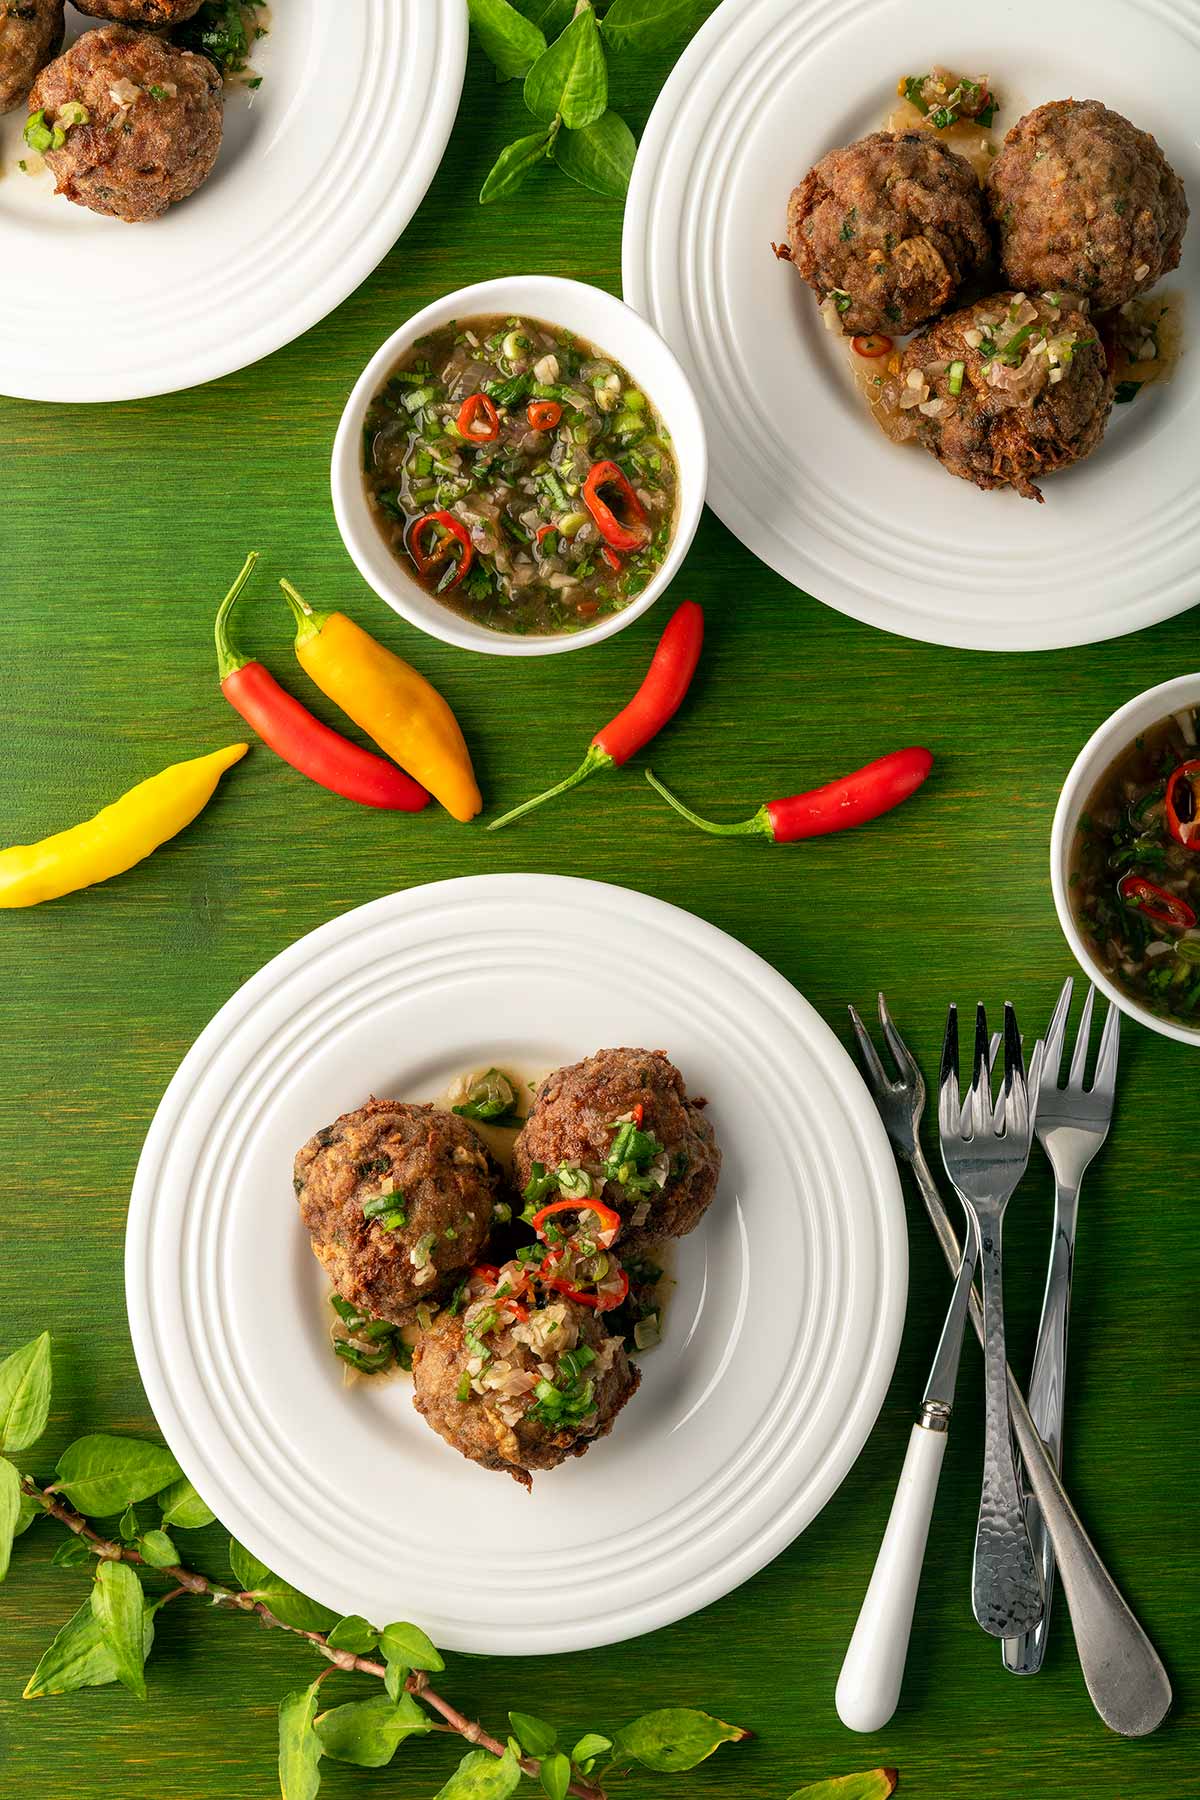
1117,873,1197,930
535,523,558,554
1166,759,1200,849
540,1247,629,1313
527,400,562,431
408,511,474,589
582,459,648,553
630,1102,644,1127
601,546,622,573
530,1196,622,1241
470,1264,501,1284
456,393,500,442
852,334,893,358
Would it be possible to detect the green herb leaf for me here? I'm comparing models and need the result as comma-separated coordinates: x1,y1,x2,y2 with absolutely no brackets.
315,1691,431,1766
554,108,636,198
118,1503,140,1544
572,1732,612,1763
24,1594,158,1698
434,1744,522,1799
786,1774,899,1800
0,1457,21,1581
51,1534,93,1568
467,0,547,80
509,1710,558,1755
14,1487,40,1539
618,1707,748,1772
326,1613,379,1654
480,127,555,204
0,1332,51,1453
278,1680,325,1800
90,1560,148,1700
516,0,573,32
229,1540,339,1633
137,1529,179,1569
1114,380,1143,404
54,1436,181,1518
384,1658,409,1702
379,1619,445,1671
540,1750,572,1799
601,0,708,53
157,1475,216,1530
525,5,607,129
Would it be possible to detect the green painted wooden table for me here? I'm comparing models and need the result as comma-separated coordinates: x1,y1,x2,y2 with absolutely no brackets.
1,16,1196,1798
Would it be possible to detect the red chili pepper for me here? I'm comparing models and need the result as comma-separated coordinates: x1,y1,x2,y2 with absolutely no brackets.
1166,760,1200,849
530,1196,622,1242
456,393,500,442
214,554,429,812
487,600,704,832
1118,873,1196,930
644,747,933,843
535,524,559,554
527,400,562,431
470,1264,502,1285
581,459,649,552
539,1246,629,1313
852,334,894,358
408,512,474,589
631,1102,644,1128
601,546,622,573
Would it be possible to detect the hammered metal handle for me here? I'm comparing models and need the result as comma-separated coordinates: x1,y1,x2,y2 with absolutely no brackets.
973,1219,1043,1637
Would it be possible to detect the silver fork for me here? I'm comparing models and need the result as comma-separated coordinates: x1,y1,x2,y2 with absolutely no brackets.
1004,977,1120,1675
848,994,1170,1736
938,1001,1043,1638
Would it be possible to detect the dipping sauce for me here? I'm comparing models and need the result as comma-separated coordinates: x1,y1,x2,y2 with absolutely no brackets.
1069,705,1200,1026
887,66,1001,183
362,314,678,636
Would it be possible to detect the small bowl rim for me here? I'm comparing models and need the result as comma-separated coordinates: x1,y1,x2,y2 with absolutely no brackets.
1050,671,1200,1045
330,274,708,658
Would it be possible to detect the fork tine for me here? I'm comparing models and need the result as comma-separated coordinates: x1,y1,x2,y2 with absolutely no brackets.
1002,1001,1029,1139
848,1004,893,1095
965,1003,992,1136
877,992,919,1084
1091,999,1121,1098
1068,985,1097,1088
1040,975,1075,1091
938,1004,961,1137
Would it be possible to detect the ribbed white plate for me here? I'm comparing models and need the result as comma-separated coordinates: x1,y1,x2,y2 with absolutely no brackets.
125,876,906,1655
622,0,1200,650
0,0,466,401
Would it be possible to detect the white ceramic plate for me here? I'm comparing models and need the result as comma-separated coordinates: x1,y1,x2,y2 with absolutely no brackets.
622,0,1200,651
125,875,906,1655
0,1,466,402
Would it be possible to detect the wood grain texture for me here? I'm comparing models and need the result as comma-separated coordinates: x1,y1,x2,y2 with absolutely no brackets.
0,11,1196,1795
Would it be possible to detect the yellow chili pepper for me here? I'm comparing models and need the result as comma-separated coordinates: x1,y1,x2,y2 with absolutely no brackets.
0,743,248,909
279,581,482,823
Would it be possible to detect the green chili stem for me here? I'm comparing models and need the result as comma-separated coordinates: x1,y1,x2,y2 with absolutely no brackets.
213,551,261,682
643,769,771,838
279,577,333,645
486,744,612,832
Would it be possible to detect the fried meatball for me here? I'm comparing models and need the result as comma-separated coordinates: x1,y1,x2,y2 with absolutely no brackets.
512,1048,720,1253
294,1100,501,1326
987,100,1188,310
787,131,992,335
73,0,202,19
895,291,1113,501
412,1295,639,1488
0,0,63,115
29,25,221,222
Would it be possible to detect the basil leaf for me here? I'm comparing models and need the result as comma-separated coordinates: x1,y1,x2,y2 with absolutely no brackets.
0,1457,21,1581
384,1657,409,1702
229,1540,339,1633
90,1561,148,1700
137,1528,179,1569
14,1486,40,1538
24,1594,158,1698
54,1436,181,1518
0,1332,51,1454
509,1710,557,1756
467,0,546,80
379,1619,444,1671
601,0,709,53
554,109,636,198
540,1750,571,1799
51,1535,92,1568
480,127,554,204
326,1613,379,1654
278,1680,324,1800
516,0,573,32
572,1732,612,1763
157,1475,216,1530
618,1707,748,1772
525,5,607,129
787,1775,899,1800
118,1503,140,1544
434,1745,522,1799
315,1692,430,1766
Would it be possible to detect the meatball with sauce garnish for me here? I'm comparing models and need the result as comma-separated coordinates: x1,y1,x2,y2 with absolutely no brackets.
71,0,203,20
0,0,63,115
512,1048,721,1254
987,100,1188,311
891,290,1113,501
294,1099,502,1328
786,130,992,335
29,25,222,222
412,1288,640,1488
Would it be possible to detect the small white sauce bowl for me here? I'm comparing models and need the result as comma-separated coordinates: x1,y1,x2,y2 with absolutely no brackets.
331,275,707,657
1051,673,1200,1045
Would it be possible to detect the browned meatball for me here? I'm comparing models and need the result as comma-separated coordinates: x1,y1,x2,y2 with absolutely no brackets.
29,25,221,222
987,100,1188,310
787,131,992,334
73,0,202,19
412,1295,639,1488
0,0,63,115
894,291,1112,501
294,1100,501,1326
512,1048,720,1254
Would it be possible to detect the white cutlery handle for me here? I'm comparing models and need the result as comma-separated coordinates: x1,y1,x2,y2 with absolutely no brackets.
836,1421,948,1733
